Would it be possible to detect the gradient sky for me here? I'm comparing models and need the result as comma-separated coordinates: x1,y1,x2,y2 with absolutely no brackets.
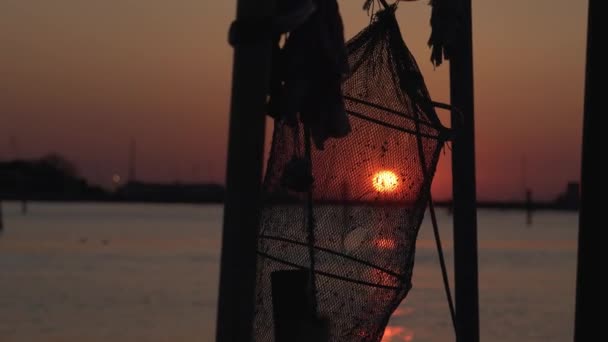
0,0,588,200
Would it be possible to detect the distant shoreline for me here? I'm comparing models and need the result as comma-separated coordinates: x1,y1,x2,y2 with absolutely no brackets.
1,159,579,212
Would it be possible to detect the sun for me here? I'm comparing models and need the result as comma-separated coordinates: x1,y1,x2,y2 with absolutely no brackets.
372,170,399,192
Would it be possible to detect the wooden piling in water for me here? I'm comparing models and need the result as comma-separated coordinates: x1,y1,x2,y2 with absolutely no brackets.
574,1,600,340
449,0,480,340
215,0,277,341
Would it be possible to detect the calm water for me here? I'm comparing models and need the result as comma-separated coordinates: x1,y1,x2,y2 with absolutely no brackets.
0,202,577,341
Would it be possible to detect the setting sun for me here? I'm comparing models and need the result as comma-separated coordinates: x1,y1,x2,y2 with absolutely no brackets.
372,170,399,192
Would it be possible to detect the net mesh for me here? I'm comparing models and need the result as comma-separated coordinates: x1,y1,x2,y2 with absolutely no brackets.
254,7,448,341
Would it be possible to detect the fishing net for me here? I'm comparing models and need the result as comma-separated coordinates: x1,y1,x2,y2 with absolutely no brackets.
254,6,449,342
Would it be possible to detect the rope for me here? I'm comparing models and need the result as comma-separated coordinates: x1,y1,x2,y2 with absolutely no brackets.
259,234,403,278
346,110,444,140
303,125,318,314
410,93,456,332
343,95,450,132
429,195,457,330
257,252,405,290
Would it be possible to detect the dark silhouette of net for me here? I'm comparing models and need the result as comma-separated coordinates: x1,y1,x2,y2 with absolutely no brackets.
254,7,448,341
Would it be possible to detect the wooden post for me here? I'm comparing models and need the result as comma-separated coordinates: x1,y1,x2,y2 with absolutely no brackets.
574,0,599,340
215,0,276,341
450,0,480,341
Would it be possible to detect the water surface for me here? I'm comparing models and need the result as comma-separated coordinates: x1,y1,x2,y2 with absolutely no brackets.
0,202,577,341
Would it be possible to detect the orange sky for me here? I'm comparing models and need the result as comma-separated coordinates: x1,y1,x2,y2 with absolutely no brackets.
0,0,588,200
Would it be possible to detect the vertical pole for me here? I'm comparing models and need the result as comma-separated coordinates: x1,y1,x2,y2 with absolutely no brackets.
450,0,480,341
216,1,276,341
525,189,533,226
303,126,318,315
574,1,598,340
129,139,137,183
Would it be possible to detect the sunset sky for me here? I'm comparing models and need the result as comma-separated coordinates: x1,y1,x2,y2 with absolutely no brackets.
0,0,588,200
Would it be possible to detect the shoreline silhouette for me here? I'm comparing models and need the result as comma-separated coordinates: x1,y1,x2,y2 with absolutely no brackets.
0,158,578,210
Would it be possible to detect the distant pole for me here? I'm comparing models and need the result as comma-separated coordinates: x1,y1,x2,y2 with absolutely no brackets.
128,139,137,182
525,188,533,226
521,156,527,197
449,0,480,341
522,157,533,224
215,0,276,341
574,0,599,340
20,174,28,215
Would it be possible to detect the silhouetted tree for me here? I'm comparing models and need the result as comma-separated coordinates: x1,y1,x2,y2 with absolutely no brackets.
39,153,78,178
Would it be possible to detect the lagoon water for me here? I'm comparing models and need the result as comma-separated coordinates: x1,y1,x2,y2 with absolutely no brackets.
0,202,577,341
